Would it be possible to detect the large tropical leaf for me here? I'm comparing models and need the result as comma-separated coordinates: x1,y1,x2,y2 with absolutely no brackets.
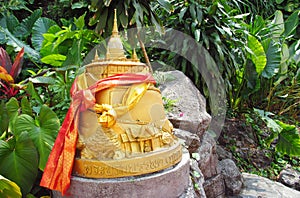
13,9,42,39
272,10,284,39
0,101,9,135
0,175,22,198
31,17,57,51
40,54,66,67
247,34,267,75
0,27,39,61
276,121,300,157
0,132,38,195
262,39,281,78
15,105,60,170
20,97,32,117
5,97,19,133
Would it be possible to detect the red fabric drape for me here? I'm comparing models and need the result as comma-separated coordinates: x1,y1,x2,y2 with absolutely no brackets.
40,73,155,195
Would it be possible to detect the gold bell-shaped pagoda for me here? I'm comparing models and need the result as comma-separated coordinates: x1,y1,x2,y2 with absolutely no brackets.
73,9,182,178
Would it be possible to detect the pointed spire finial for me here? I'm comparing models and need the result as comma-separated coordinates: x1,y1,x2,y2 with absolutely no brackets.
132,48,139,62
112,9,118,37
94,50,99,61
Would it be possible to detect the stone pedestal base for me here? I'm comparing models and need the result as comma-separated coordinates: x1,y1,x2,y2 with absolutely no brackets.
53,152,190,198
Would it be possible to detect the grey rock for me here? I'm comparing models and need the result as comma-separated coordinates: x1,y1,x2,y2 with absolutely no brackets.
236,173,300,198
216,145,232,160
203,174,225,198
159,70,211,138
278,167,300,190
174,128,201,153
196,132,218,179
217,159,243,195
190,159,207,198
179,176,200,198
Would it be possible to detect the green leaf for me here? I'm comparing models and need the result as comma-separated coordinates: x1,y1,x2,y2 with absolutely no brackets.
74,13,86,30
0,101,9,134
13,9,42,39
0,175,22,198
20,97,32,117
4,13,19,33
284,10,299,38
29,76,56,85
272,10,284,39
5,97,19,133
0,132,38,195
25,82,43,104
179,7,187,22
262,39,281,78
72,2,87,9
254,108,282,133
62,40,83,67
247,34,267,75
0,27,39,61
15,105,60,170
41,54,66,67
276,121,300,157
157,0,174,12
31,17,57,51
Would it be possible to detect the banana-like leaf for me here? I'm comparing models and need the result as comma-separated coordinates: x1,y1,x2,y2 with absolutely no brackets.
247,34,267,75
276,121,300,157
0,175,22,198
0,132,38,195
14,105,60,170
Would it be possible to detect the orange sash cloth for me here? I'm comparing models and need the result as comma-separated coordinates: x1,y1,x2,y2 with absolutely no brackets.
40,73,155,195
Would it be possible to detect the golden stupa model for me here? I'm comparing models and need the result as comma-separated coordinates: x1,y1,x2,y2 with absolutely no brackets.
72,10,182,178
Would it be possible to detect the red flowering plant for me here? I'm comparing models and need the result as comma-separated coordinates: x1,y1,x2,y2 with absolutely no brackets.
0,47,24,99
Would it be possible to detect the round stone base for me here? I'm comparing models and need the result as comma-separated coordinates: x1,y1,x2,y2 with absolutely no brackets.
52,151,190,198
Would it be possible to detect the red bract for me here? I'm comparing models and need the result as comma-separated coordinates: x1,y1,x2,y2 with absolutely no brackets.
0,47,24,99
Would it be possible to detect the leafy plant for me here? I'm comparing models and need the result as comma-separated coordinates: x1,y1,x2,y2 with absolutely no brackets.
0,175,22,198
254,108,300,157
0,47,24,99
88,0,173,36
40,13,99,67
0,97,60,196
